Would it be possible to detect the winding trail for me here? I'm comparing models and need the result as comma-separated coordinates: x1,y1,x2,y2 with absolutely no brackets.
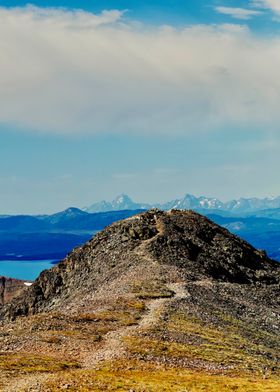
1,287,189,392
83,216,189,369
83,282,189,369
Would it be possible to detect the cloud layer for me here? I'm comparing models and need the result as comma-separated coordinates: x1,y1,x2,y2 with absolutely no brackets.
252,0,280,16
215,6,262,20
1,6,280,135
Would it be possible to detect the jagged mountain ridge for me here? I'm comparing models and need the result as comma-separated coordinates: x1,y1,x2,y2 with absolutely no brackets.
85,194,151,213
85,193,280,214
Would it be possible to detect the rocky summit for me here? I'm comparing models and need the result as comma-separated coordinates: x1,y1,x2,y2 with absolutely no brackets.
0,210,280,391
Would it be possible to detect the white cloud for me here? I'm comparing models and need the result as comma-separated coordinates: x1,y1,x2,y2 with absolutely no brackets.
252,0,280,15
215,6,262,20
1,6,280,135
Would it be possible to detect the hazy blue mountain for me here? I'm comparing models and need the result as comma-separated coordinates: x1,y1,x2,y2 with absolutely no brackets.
0,215,51,232
39,207,89,226
243,208,280,220
0,232,91,261
0,208,144,233
0,209,144,261
206,214,280,234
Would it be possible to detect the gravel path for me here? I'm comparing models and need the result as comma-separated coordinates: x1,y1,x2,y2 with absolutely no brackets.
82,221,190,369
83,282,189,369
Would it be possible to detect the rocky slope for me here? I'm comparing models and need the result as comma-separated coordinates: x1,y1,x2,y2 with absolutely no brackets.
0,210,279,391
0,276,30,306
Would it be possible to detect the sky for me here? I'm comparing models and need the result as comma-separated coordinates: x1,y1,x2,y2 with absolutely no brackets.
1,1,280,214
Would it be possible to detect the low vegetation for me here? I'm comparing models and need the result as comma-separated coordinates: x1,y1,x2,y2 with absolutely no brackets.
132,280,175,299
42,360,280,391
0,352,80,373
123,309,280,377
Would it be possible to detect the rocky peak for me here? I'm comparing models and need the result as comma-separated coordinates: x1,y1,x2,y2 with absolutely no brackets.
1,210,279,321
152,210,280,282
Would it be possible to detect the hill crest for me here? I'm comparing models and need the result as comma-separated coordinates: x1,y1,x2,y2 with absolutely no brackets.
1,209,279,321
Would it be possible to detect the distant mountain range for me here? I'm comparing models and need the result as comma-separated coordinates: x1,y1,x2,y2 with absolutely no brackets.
85,193,280,215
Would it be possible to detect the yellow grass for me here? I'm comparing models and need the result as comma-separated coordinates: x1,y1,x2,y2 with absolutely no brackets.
43,360,280,391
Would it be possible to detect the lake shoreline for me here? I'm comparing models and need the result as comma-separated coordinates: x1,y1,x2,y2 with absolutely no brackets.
0,255,63,262
0,260,59,281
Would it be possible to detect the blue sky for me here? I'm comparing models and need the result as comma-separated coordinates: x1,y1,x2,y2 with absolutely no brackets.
1,1,279,31
1,0,280,213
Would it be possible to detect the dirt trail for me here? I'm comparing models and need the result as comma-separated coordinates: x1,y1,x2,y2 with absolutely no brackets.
83,218,189,369
1,288,187,392
134,215,165,263
83,282,189,369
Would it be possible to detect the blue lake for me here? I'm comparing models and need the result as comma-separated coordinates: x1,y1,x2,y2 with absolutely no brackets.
0,260,58,281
